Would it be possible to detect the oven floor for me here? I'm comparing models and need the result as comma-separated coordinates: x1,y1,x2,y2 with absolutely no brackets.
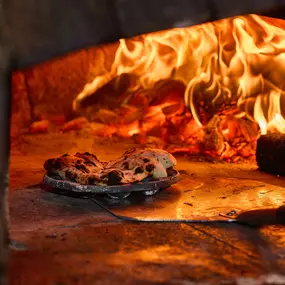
8,133,285,285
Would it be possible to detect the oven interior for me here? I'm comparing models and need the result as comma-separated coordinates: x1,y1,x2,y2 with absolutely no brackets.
5,3,285,285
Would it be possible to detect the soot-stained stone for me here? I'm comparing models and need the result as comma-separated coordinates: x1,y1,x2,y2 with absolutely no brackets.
5,0,123,68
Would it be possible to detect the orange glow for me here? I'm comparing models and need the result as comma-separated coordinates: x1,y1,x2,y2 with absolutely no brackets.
118,120,140,137
73,14,285,137
73,15,285,134
68,15,285,161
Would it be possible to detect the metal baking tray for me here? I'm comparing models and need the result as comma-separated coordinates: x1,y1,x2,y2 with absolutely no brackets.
42,169,180,199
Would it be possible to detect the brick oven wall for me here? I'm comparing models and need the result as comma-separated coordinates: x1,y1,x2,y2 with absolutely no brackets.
10,42,119,138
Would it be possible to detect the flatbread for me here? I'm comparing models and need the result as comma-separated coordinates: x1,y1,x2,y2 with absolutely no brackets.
44,148,177,186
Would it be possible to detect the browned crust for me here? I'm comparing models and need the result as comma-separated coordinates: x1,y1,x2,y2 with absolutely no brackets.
44,149,175,186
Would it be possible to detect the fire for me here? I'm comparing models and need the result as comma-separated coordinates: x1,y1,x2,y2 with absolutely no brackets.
73,14,285,136
64,14,285,161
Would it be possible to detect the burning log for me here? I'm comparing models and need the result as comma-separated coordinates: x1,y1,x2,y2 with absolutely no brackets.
256,133,285,176
75,73,138,111
201,115,226,156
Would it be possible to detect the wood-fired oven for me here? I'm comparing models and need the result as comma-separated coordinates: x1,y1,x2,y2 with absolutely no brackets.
2,1,285,285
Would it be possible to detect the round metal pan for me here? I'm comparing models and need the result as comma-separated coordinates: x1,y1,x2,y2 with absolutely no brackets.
42,169,180,199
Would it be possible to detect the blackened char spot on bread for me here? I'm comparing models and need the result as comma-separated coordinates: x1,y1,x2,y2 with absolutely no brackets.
75,164,81,171
75,163,90,173
88,175,98,185
75,152,100,165
145,163,155,173
82,164,90,173
65,170,78,182
85,152,99,160
84,161,96,167
122,161,130,170
102,170,123,185
135,167,144,174
143,158,150,163
62,153,69,157
43,158,55,171
53,159,62,169
166,167,175,176
123,148,136,156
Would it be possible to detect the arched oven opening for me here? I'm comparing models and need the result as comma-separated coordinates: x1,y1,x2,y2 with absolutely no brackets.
2,1,285,285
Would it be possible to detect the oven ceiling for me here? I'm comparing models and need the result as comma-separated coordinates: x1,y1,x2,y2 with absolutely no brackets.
3,0,285,69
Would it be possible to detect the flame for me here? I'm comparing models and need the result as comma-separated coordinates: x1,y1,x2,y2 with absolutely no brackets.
254,91,285,134
74,14,285,135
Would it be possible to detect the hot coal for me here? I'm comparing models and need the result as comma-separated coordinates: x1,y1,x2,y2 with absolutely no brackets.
256,133,285,175
25,77,261,162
